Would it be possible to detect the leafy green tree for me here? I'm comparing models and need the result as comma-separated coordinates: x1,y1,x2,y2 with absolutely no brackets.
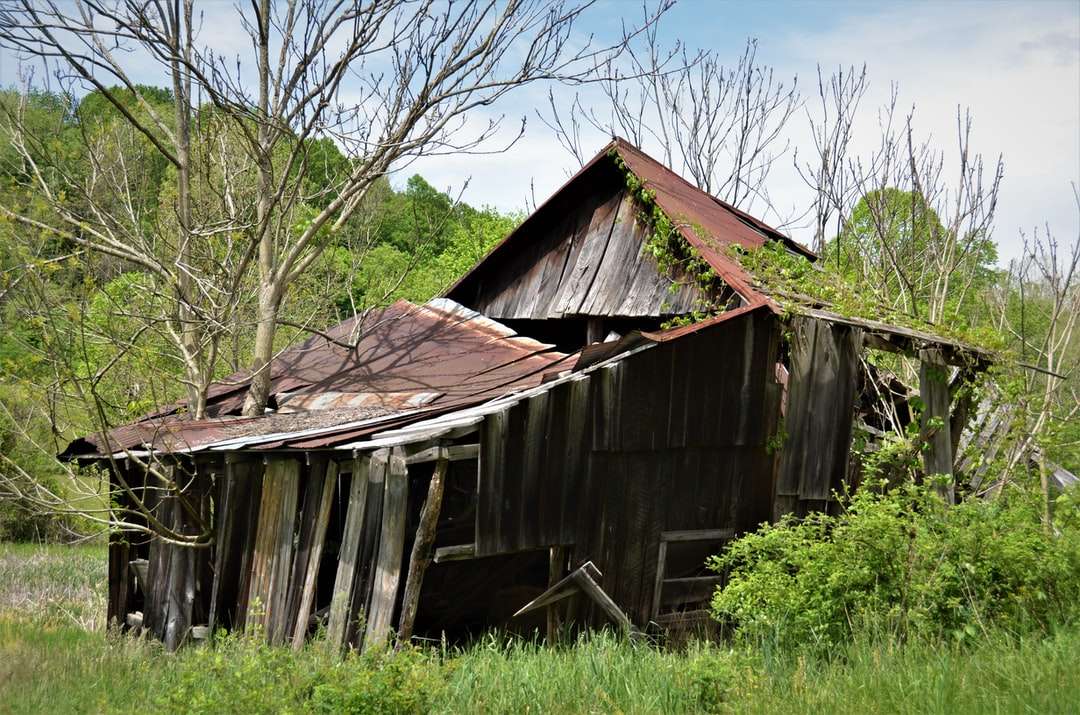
827,188,997,326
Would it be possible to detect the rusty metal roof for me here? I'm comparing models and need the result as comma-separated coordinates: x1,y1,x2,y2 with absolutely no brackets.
64,299,571,457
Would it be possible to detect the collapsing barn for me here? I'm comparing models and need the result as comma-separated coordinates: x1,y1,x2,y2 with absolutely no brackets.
64,138,992,651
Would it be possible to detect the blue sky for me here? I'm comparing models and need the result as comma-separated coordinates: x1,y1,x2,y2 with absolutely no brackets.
1,0,1076,262
409,0,1080,262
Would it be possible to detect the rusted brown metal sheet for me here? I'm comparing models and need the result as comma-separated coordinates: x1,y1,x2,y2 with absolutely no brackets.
63,300,570,458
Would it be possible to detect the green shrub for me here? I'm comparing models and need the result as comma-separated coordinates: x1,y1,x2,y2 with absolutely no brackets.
679,644,752,713
310,645,443,714
710,483,1080,652
150,635,443,715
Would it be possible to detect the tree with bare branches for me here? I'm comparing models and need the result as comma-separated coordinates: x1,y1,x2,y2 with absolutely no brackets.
0,0,658,422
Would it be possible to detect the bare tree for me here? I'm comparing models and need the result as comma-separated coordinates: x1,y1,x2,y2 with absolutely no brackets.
991,194,1080,499
544,31,799,214
794,64,867,255
839,99,1003,324
0,0,662,421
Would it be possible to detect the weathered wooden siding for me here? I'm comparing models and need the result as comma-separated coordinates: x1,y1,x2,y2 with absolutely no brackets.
450,168,703,319
475,309,782,624
774,317,863,518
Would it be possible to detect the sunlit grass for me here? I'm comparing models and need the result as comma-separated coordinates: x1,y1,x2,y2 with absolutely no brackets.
2,543,1078,714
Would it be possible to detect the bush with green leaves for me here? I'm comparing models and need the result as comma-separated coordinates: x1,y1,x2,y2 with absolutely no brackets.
154,634,442,715
710,483,1080,652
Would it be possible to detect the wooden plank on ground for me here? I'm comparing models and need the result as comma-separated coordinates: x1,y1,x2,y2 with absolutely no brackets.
516,560,636,634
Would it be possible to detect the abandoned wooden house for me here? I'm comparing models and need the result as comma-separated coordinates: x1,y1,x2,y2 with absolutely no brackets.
63,138,993,651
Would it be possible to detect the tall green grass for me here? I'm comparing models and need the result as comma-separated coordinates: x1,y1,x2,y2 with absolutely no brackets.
3,543,1079,714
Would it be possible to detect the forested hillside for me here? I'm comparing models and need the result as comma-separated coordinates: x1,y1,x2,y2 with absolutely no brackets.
0,87,520,540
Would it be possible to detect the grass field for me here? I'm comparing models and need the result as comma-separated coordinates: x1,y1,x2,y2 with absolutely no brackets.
2,542,1079,714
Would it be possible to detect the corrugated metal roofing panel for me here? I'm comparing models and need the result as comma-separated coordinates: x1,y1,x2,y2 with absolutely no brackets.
64,299,570,458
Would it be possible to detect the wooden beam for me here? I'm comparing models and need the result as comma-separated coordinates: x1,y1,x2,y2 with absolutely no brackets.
570,564,634,633
326,454,371,653
404,443,480,465
650,540,668,620
659,528,736,543
291,460,339,650
363,447,409,651
546,545,567,644
433,543,476,563
920,348,955,502
397,456,449,643
515,560,636,634
514,562,593,617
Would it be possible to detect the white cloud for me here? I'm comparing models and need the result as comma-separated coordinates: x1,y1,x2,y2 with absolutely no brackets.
777,1,1079,260
407,1,1080,264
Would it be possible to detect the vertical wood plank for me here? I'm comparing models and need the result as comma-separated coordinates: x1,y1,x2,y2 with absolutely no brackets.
327,454,370,652
920,348,955,502
232,459,264,629
349,454,386,648
246,457,301,644
291,460,339,649
476,411,507,556
546,545,566,643
364,447,409,650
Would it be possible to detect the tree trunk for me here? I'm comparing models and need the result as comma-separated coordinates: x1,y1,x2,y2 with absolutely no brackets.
242,0,277,419
242,283,279,417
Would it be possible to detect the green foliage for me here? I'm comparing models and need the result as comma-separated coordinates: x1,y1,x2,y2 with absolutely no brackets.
733,239,1006,351
710,483,1080,653
609,149,723,325
824,188,998,324
0,86,522,542
4,544,1080,714
153,636,440,715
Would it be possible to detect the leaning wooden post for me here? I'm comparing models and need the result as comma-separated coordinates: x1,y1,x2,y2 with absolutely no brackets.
397,452,449,644
326,453,371,653
291,460,339,650
546,545,566,644
919,347,954,502
364,447,409,651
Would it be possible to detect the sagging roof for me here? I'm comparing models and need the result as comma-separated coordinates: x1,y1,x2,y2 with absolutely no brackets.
63,299,572,458
66,140,991,460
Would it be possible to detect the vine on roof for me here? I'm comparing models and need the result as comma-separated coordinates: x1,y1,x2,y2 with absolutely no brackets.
609,148,724,328
730,240,1003,354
